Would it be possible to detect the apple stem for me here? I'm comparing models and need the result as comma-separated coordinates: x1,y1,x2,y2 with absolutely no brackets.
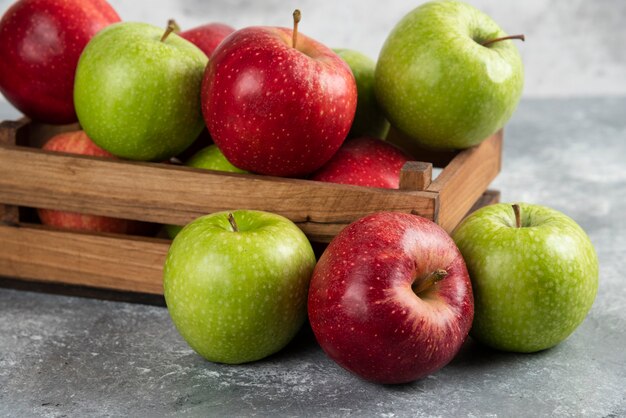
292,9,301,49
227,213,239,233
167,19,181,34
512,204,521,228
160,21,178,42
481,34,525,47
412,269,448,295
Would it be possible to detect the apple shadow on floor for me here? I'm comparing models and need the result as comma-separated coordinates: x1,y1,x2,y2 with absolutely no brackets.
445,336,555,373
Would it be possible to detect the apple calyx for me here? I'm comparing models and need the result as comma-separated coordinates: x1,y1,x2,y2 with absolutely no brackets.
481,34,525,48
292,9,301,48
512,204,521,228
412,269,448,295
227,213,239,232
160,21,179,42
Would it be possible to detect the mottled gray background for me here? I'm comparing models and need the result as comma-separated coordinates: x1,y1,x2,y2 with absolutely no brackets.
0,0,625,99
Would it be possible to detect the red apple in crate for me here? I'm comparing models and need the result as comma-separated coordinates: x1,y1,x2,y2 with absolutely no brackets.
0,0,120,124
308,212,474,384
178,21,235,57
201,10,357,177
311,137,411,188
38,131,145,234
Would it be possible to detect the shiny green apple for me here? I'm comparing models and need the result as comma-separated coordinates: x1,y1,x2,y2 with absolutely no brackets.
163,210,316,364
334,49,389,139
375,0,524,149
454,203,598,352
74,22,208,161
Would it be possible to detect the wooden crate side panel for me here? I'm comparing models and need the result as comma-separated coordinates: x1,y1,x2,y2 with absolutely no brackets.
0,146,438,235
429,131,503,232
0,224,168,294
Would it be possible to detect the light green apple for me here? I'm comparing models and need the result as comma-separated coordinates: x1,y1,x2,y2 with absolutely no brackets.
453,203,598,352
74,22,208,161
166,145,248,239
334,49,389,139
375,0,524,150
163,210,316,364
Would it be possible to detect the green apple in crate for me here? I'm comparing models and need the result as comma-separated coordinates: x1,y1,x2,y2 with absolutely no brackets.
164,210,316,364
454,203,599,352
334,49,389,139
376,0,524,150
165,145,248,239
74,22,208,161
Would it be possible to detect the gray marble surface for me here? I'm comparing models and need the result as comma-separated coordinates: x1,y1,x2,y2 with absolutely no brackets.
1,98,625,417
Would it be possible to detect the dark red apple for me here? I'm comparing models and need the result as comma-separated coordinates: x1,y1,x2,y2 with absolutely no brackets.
38,131,146,234
308,212,474,384
179,22,235,58
310,137,411,188
0,0,120,124
201,13,357,177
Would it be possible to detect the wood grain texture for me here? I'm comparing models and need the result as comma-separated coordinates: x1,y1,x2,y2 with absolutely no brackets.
399,161,433,191
0,145,438,242
429,130,503,232
0,191,500,296
0,223,168,294
0,120,20,225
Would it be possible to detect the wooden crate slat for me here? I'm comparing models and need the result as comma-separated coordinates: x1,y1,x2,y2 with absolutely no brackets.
0,223,168,294
0,145,438,234
0,190,500,296
428,130,503,232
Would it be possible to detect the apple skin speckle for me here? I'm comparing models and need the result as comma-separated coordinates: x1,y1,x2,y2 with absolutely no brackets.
310,137,411,188
453,203,599,353
163,210,316,364
201,26,357,177
74,22,208,161
0,0,120,124
308,212,474,384
375,1,524,150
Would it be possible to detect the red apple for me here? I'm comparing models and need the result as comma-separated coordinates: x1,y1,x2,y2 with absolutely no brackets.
38,131,146,234
0,0,120,124
201,14,357,177
310,137,411,188
308,212,474,384
179,22,235,58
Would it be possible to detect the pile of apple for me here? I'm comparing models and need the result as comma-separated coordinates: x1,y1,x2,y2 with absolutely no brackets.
0,0,599,384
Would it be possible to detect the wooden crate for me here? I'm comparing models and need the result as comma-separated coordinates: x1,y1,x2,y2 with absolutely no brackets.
0,119,501,295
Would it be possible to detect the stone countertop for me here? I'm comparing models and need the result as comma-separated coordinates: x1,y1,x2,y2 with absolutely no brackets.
1,98,625,417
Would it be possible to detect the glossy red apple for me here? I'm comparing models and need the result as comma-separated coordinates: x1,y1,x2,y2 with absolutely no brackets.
201,12,357,177
0,0,120,124
38,131,146,234
310,137,411,188
179,22,235,58
308,212,474,384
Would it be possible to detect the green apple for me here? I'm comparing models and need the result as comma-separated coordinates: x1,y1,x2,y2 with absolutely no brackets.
163,210,316,364
334,49,389,139
74,22,208,161
185,144,248,173
375,0,524,150
166,145,248,239
453,203,598,352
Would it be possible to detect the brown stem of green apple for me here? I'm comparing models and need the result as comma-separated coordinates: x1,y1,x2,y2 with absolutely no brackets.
512,204,521,228
481,34,525,47
228,213,239,232
412,269,448,295
292,9,301,48
160,21,177,42
167,19,181,34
